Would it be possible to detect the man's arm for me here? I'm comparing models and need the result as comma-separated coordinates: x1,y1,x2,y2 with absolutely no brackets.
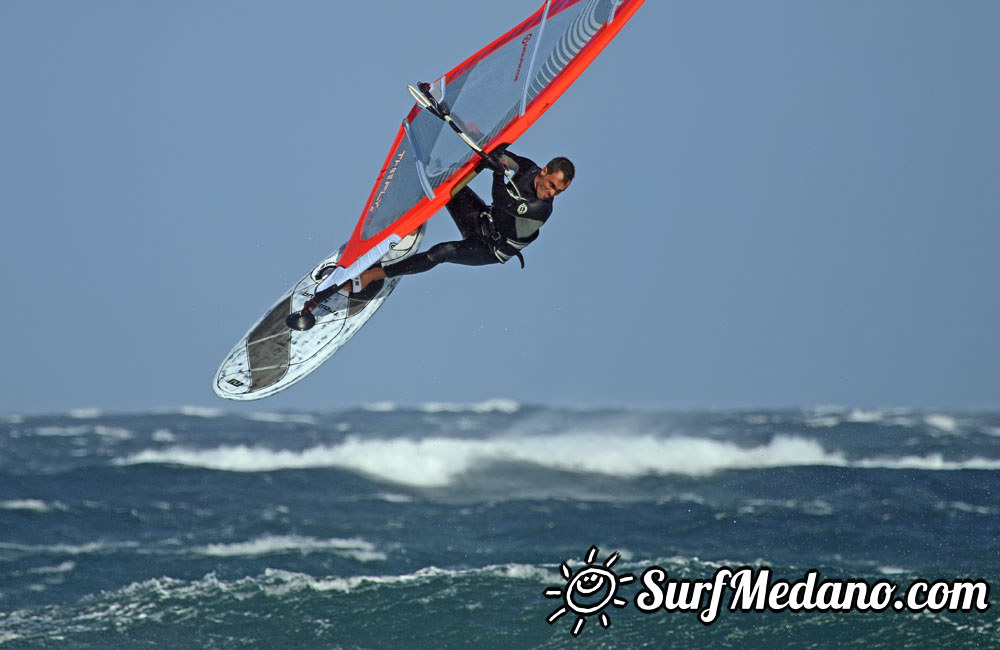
475,143,524,176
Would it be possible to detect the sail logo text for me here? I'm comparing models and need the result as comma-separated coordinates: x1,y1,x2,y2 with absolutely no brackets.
514,33,534,82
370,149,407,214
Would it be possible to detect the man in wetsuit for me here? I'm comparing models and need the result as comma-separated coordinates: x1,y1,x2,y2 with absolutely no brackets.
350,148,574,291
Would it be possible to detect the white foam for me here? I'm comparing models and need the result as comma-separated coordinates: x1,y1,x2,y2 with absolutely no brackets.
924,414,959,433
506,434,846,477
33,425,90,437
0,500,65,513
479,563,553,581
361,402,397,412
258,562,554,596
805,416,841,428
118,440,483,487
176,406,225,418
152,429,176,443
855,454,1000,471
54,541,130,555
846,409,884,423
376,492,414,503
32,425,132,440
419,399,521,414
941,501,995,516
876,566,908,576
245,412,319,425
95,425,132,440
116,426,1000,487
0,541,135,555
68,408,102,419
194,535,385,561
737,498,835,516
27,561,76,575
117,434,847,486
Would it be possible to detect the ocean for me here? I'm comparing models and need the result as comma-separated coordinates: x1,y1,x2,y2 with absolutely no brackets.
1,403,997,648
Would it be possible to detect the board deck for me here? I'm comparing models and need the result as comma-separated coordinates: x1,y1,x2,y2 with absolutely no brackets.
213,226,425,400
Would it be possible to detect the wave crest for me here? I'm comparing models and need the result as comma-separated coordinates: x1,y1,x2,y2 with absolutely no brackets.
194,535,385,561
116,434,846,487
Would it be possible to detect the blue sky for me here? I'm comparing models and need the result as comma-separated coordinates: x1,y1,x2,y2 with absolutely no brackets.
2,1,998,415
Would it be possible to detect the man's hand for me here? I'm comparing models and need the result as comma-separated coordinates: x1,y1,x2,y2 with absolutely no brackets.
482,143,513,174
484,153,507,173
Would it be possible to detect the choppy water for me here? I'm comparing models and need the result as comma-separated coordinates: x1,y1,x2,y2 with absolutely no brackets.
1,403,997,647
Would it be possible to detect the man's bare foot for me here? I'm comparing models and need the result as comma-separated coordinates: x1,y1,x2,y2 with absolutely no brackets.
351,268,387,293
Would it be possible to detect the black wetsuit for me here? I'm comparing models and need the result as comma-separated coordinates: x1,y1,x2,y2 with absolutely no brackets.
383,151,554,277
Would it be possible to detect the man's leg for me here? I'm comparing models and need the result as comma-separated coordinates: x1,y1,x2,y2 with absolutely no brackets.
447,186,487,239
385,238,496,277
353,238,496,290
352,187,493,290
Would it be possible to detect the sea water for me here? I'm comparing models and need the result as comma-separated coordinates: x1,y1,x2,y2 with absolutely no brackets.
1,403,997,648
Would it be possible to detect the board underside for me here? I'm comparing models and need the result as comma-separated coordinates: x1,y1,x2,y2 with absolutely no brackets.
213,227,425,400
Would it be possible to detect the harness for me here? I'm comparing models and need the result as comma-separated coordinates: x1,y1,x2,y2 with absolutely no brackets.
469,150,550,268
476,209,526,268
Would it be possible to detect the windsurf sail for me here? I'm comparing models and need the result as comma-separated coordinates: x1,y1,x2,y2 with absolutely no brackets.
317,0,644,292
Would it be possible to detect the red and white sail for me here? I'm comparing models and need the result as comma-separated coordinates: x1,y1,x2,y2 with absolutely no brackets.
318,0,644,292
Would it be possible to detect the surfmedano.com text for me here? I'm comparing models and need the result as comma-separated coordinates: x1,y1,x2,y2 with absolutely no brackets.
635,566,990,624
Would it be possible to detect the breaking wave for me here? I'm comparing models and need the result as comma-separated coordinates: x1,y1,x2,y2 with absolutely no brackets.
117,434,844,486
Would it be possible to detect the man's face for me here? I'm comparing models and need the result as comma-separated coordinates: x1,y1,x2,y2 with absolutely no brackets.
534,168,571,200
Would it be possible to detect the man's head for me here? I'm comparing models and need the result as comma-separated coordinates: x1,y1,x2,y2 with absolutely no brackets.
534,157,574,200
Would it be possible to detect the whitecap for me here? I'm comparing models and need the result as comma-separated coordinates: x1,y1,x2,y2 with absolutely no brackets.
27,561,76,575
176,406,225,418
34,425,90,437
93,425,132,440
68,408,102,419
194,535,385,561
420,398,520,414
941,501,995,515
876,566,908,575
924,414,959,434
258,563,554,597
245,412,318,425
32,425,132,440
361,402,396,412
805,416,841,428
855,454,1000,471
846,409,884,423
258,566,459,595
152,429,176,443
0,500,65,513
116,434,848,486
376,492,414,503
0,541,133,556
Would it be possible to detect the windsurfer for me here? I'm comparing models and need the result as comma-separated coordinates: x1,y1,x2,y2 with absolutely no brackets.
351,149,574,290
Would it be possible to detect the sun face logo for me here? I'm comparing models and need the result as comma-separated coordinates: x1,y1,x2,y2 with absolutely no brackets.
544,546,634,637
